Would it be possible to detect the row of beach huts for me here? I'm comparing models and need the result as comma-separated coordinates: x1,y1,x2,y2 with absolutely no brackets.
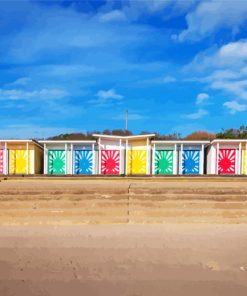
0,134,246,176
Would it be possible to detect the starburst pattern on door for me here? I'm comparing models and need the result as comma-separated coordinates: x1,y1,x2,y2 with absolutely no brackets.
242,150,247,175
101,150,120,174
218,149,236,174
182,150,200,174
9,150,33,174
128,150,146,174
155,150,173,175
74,150,93,174
48,150,66,174
0,150,4,174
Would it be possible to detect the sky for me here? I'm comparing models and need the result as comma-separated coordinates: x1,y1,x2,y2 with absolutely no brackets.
1,0,247,138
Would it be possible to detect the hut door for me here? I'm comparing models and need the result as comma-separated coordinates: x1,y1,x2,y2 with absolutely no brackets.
74,150,93,175
127,150,147,175
182,150,200,175
242,149,247,175
48,150,66,174
0,150,4,174
155,150,173,175
101,150,120,175
218,149,236,174
9,150,30,174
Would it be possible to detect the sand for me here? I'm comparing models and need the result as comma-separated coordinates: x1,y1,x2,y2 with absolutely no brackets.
1,177,247,295
0,224,247,296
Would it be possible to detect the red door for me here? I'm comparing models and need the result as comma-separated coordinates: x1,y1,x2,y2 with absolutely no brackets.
218,149,236,174
101,150,120,175
0,150,4,174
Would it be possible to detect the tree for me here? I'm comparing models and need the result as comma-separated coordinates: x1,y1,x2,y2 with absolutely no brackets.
185,131,216,141
216,125,247,139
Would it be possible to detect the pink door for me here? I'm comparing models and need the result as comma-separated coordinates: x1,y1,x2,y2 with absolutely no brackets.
0,150,4,174
101,150,120,175
218,149,236,174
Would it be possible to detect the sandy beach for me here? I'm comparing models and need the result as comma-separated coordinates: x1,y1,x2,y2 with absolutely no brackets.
1,224,247,296
1,177,247,295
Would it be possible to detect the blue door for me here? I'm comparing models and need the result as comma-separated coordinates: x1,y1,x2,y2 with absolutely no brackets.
182,150,200,175
74,150,93,174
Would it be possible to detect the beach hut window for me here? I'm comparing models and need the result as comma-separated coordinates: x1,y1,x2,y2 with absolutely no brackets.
101,150,120,175
0,150,4,174
182,150,200,175
218,149,236,174
48,150,66,175
127,150,147,175
74,150,93,175
155,150,173,175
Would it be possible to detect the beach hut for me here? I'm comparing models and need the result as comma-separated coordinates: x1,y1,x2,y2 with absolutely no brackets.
151,141,178,175
93,134,155,175
152,140,210,175
0,140,43,175
179,141,209,175
40,140,96,175
207,139,245,175
93,134,125,175
126,135,155,175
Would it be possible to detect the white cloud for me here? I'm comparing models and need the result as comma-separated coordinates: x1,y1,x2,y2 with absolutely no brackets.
196,93,209,104
6,77,31,86
211,79,247,100
89,89,124,106
223,101,247,114
187,40,247,72
98,10,126,23
120,0,195,20
184,109,208,119
96,89,123,100
185,40,247,102
0,125,77,139
163,75,176,83
178,1,247,41
0,88,68,101
136,75,176,86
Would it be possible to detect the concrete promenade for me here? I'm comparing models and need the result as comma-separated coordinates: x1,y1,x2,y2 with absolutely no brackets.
1,176,247,224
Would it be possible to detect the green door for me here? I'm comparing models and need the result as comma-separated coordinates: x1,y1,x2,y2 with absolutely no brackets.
48,150,66,174
155,150,173,175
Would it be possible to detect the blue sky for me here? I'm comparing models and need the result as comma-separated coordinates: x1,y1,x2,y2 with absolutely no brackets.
1,0,247,138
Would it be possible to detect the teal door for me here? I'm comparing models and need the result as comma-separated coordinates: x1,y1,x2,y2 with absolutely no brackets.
48,150,66,174
155,150,173,175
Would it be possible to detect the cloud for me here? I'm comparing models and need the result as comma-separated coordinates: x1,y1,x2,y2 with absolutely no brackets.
118,0,195,20
223,101,247,114
184,109,208,119
187,40,247,72
178,1,247,41
211,79,247,100
0,88,68,101
0,124,77,139
6,77,31,86
96,89,123,100
163,75,176,83
98,10,126,23
196,93,209,104
136,75,176,86
88,89,124,106
185,40,247,102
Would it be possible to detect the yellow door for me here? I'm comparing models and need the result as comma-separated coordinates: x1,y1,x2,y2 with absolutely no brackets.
9,150,34,174
242,149,247,175
127,149,147,174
